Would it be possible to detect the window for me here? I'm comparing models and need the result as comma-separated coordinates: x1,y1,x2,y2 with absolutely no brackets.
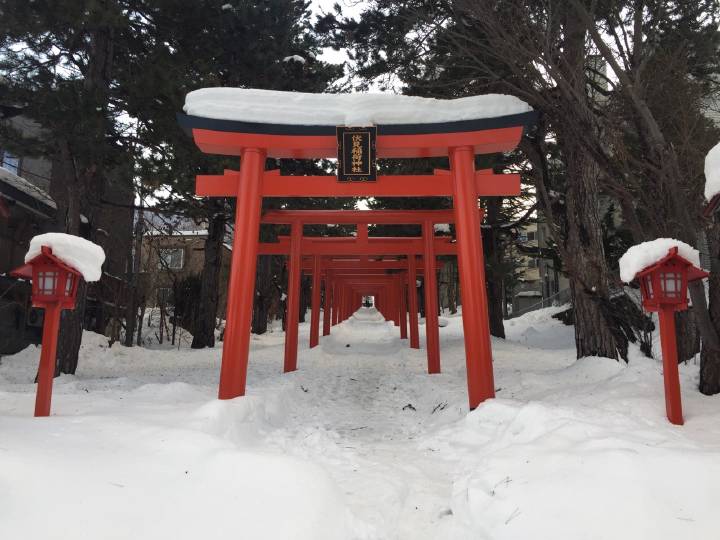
527,258,538,268
1,150,20,175
158,248,184,270
527,231,536,241
157,287,173,306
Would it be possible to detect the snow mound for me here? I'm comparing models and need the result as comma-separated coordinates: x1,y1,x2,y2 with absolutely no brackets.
618,238,699,283
704,141,720,200
25,233,105,282
184,88,533,127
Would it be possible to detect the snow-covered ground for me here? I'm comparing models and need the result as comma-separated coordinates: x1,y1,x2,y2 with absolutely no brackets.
2,307,720,539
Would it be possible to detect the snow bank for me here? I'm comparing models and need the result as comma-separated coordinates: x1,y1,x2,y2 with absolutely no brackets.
184,88,533,127
704,141,720,200
0,407,363,540
4,308,720,539
618,238,699,283
26,233,105,282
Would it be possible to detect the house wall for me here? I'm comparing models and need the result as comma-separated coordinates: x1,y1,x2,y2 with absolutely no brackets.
139,234,232,318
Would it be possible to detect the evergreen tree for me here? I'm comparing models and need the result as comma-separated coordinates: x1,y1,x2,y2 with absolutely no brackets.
0,0,136,373
119,0,348,344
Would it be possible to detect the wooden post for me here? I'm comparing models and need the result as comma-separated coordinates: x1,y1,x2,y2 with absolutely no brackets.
407,255,420,349
450,145,495,409
283,221,302,372
422,220,441,373
218,148,265,400
34,303,61,417
658,308,684,425
309,255,322,348
399,274,408,340
322,272,331,336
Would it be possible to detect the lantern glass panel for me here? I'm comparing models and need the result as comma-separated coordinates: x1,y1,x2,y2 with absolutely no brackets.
37,271,58,296
65,274,74,296
644,275,654,299
660,271,682,299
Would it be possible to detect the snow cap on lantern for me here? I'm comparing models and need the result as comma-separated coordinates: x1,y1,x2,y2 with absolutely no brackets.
10,233,105,309
619,239,707,312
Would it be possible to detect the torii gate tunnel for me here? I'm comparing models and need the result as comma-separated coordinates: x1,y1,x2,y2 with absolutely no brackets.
179,101,536,409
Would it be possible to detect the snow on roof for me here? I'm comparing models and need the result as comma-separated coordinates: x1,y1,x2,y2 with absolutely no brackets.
618,238,700,283
0,166,56,209
145,228,208,237
184,88,533,127
705,142,720,201
26,233,105,282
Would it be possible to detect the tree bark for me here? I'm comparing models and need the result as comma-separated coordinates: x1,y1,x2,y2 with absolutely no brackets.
124,204,144,346
559,8,624,360
484,198,506,338
701,221,720,394
192,208,226,348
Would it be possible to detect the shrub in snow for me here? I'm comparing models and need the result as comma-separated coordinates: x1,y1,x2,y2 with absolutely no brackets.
618,238,699,283
704,141,720,201
25,233,105,282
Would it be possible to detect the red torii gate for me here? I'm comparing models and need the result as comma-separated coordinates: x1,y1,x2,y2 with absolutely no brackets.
258,209,465,374
301,257,427,347
179,96,534,409
260,231,450,373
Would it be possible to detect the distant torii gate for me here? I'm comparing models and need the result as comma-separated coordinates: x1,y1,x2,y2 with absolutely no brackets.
179,98,535,409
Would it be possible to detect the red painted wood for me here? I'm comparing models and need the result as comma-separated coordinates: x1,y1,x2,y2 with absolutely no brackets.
658,309,684,425
197,173,520,199
407,255,420,349
451,146,496,409
191,126,524,159
284,222,302,373
34,303,61,417
422,220,441,374
218,148,265,400
309,255,322,348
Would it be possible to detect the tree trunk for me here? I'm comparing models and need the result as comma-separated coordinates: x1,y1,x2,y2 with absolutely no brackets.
252,255,275,334
192,208,226,348
675,310,700,363
54,281,86,375
124,205,144,346
701,221,720,394
559,8,624,360
484,198,505,338
136,298,146,346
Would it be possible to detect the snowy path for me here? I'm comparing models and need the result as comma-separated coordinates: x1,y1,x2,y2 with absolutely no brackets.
2,307,720,539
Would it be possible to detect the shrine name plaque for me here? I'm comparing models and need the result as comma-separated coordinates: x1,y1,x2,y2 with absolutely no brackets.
336,126,377,182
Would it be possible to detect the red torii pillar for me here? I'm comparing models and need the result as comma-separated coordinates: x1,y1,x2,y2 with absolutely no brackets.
451,150,495,405
407,255,420,349
422,220,441,374
309,255,322,348
217,148,265,399
283,221,302,372
322,273,332,336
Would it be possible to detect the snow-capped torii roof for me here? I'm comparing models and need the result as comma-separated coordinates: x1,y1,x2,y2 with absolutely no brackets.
183,88,533,127
618,238,700,283
25,233,105,282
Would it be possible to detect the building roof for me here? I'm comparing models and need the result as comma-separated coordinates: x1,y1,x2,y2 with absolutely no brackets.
0,166,55,218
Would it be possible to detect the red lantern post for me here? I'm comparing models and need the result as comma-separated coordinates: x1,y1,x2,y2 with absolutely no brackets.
634,247,708,425
11,246,82,417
